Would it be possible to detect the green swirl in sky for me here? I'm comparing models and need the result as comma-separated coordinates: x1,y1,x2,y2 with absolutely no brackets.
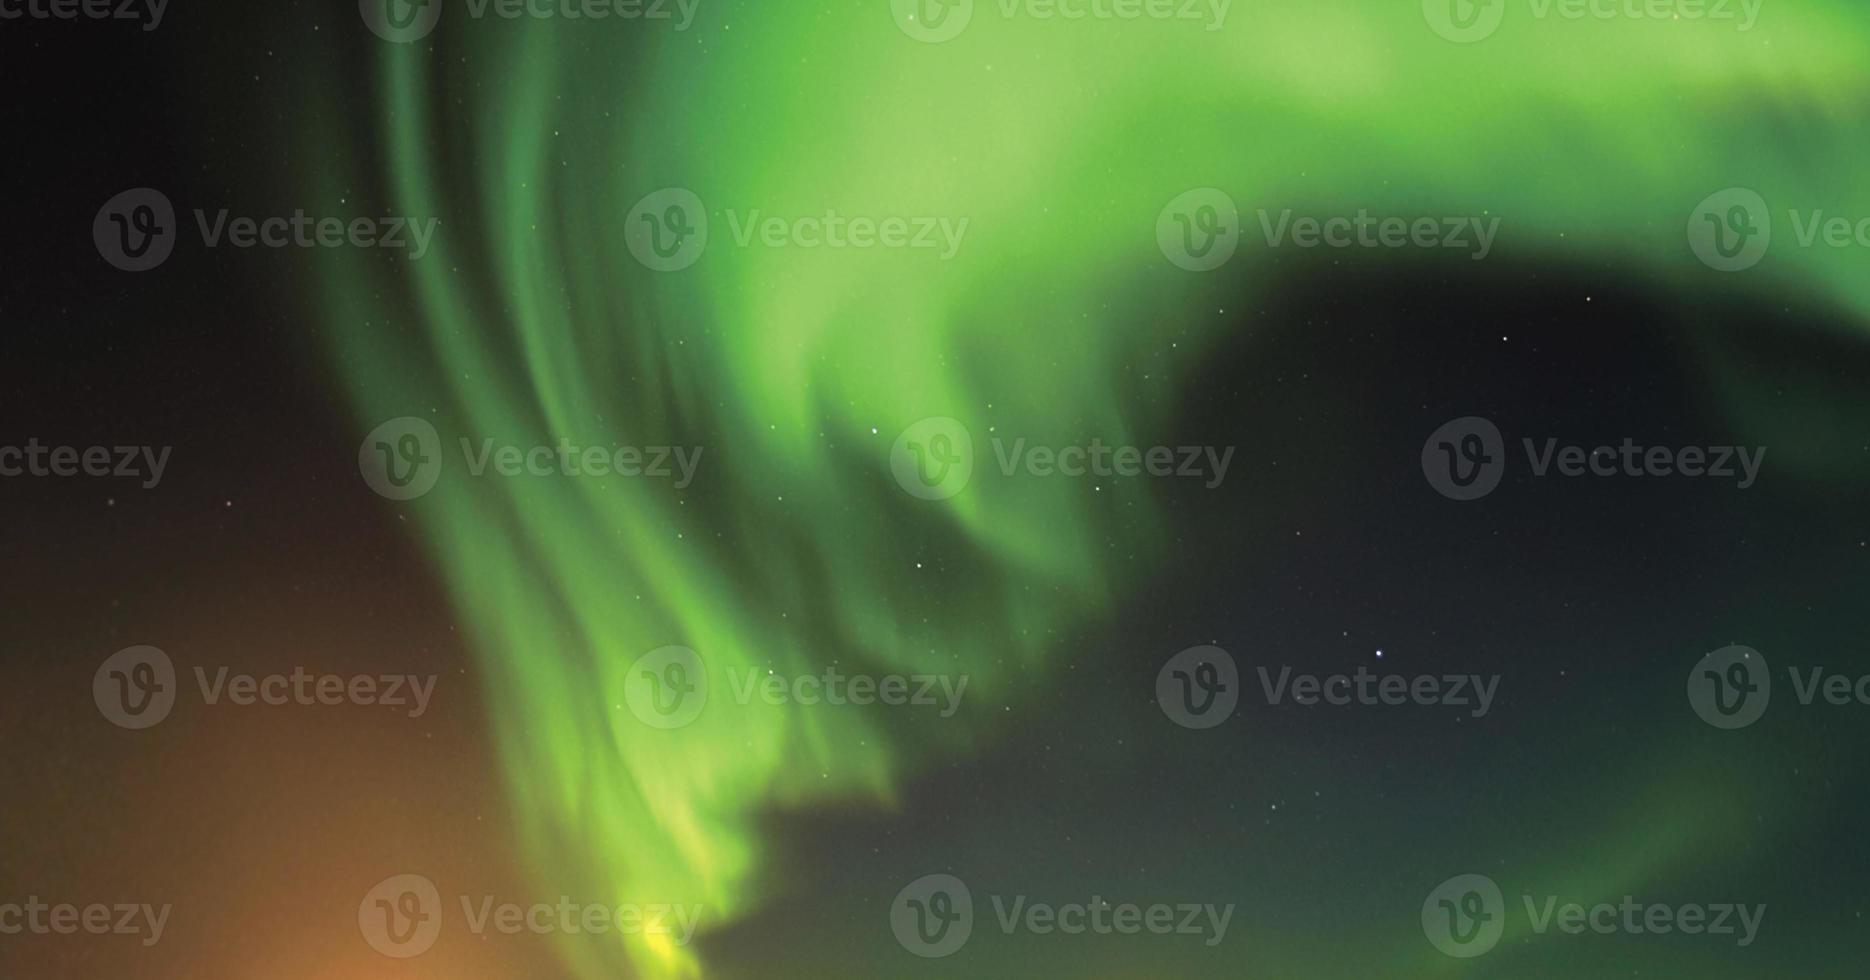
306,1,1870,974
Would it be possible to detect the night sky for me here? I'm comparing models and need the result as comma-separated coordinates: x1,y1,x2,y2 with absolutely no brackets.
5,1,1870,978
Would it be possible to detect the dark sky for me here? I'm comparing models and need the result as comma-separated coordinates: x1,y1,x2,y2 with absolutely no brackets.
5,5,1870,979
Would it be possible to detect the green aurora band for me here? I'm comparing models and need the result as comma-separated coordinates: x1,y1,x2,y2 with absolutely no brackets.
305,1,1870,975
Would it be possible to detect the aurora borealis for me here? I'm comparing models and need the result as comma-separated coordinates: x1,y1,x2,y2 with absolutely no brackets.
5,0,1870,976
300,1,1870,974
